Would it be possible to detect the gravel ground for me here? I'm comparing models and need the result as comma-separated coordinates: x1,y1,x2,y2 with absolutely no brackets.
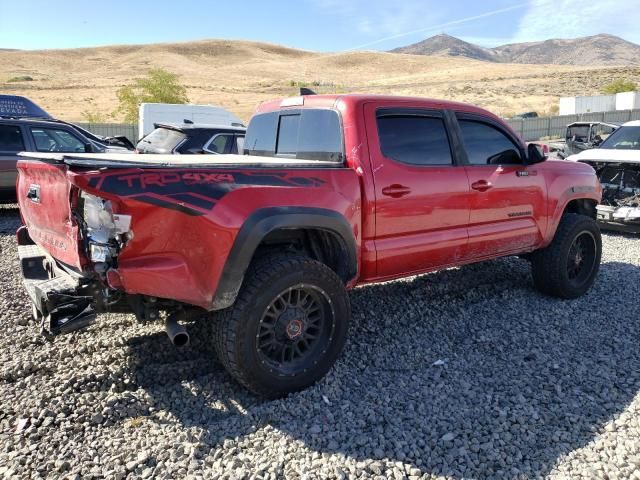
1,203,640,479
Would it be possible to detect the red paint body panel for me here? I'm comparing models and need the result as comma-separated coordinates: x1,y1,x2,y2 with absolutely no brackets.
16,94,602,310
16,161,84,268
74,167,361,308
464,165,547,258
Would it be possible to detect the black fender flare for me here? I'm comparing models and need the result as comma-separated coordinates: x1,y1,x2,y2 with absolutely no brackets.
211,207,357,310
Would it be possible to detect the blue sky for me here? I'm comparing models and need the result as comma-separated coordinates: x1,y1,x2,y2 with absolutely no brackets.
0,0,636,51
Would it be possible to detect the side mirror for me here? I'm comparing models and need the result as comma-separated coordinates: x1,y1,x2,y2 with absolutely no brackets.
84,142,93,153
527,143,546,165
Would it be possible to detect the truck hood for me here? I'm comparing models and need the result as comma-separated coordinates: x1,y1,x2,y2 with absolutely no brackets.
18,152,340,169
566,148,640,164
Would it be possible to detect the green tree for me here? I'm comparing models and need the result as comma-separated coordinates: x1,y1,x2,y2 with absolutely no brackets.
601,78,637,95
116,68,189,123
82,110,107,123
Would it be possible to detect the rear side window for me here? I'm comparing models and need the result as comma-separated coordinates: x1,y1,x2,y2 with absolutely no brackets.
204,134,234,154
458,120,522,165
137,127,186,153
31,127,86,153
376,115,452,165
245,109,343,162
0,125,25,152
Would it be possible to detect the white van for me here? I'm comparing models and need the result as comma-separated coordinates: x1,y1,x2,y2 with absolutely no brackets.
138,103,244,139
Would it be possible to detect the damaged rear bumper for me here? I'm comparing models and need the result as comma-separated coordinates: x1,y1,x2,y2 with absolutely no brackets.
17,227,99,336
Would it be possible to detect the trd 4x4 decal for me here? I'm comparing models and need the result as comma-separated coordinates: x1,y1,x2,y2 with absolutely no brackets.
86,170,326,216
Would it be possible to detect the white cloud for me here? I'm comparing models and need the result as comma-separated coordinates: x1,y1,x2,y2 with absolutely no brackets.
514,0,640,44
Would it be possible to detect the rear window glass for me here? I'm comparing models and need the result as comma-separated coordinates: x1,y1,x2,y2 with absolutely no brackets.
567,125,590,141
277,114,301,155
245,109,343,162
0,125,25,152
137,127,186,153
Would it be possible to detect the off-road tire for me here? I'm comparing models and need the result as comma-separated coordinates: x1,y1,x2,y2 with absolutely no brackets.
213,253,351,398
531,213,601,299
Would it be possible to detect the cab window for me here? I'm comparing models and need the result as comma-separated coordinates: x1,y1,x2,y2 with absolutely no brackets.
376,115,452,166
458,120,522,165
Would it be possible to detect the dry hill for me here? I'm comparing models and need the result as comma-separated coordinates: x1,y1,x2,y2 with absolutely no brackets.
1,39,639,122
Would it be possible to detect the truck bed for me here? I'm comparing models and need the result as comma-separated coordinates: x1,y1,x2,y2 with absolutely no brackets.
18,152,343,169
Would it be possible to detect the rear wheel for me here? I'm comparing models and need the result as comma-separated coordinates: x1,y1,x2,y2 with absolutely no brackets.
531,213,601,298
213,254,350,398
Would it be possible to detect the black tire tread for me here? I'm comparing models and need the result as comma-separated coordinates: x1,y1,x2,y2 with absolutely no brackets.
213,253,349,398
531,213,601,299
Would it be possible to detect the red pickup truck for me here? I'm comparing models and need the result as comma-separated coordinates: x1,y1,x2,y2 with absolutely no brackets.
16,94,602,398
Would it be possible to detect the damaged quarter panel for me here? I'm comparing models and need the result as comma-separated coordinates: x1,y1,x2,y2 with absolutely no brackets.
71,167,362,309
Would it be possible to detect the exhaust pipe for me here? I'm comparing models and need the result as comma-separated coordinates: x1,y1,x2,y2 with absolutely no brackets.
165,311,190,347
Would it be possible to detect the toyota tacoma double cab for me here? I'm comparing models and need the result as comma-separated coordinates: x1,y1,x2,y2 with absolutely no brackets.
16,94,602,398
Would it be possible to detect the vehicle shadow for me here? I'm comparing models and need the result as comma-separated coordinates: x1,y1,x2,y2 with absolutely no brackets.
0,206,21,235
120,256,640,478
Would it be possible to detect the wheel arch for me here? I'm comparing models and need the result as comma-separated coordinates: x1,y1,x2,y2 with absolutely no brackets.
211,207,357,310
543,194,600,247
563,198,597,219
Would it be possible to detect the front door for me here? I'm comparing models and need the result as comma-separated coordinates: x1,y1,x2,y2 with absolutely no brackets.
364,104,470,279
454,114,546,259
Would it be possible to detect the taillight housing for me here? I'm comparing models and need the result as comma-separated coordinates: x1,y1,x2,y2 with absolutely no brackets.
80,191,132,264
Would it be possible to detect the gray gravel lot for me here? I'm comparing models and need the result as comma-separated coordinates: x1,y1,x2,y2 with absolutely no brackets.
1,203,640,479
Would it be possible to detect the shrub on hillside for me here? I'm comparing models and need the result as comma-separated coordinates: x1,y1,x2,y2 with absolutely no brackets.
116,68,188,123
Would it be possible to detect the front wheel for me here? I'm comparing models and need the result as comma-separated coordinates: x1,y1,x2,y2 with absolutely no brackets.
531,213,601,299
213,254,351,398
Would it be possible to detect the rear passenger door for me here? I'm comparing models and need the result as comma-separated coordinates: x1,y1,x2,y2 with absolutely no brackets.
364,105,470,278
0,124,27,193
454,113,546,259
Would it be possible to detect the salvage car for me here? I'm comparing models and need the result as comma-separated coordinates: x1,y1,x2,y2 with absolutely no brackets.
568,120,640,232
0,95,132,203
552,121,619,159
16,94,603,398
136,123,245,154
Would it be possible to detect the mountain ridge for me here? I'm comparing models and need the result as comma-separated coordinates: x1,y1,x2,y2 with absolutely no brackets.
391,34,640,66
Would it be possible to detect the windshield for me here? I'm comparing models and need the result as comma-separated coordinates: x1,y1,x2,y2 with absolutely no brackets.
136,127,186,153
599,126,640,150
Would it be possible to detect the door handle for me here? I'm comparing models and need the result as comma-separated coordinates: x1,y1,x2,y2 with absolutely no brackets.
381,184,411,198
471,180,492,192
